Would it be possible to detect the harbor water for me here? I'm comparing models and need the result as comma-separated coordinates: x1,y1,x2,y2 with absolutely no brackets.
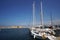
0,28,33,40
0,28,60,40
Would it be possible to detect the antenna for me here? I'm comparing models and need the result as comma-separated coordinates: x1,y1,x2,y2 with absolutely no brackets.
40,0,44,28
33,1,35,26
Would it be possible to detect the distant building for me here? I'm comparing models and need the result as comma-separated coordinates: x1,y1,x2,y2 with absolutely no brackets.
0,26,24,29
17,26,19,28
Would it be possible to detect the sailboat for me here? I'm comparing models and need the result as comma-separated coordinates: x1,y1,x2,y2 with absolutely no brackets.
31,0,56,40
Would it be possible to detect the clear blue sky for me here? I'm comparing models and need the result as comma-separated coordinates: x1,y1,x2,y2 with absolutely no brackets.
0,0,60,26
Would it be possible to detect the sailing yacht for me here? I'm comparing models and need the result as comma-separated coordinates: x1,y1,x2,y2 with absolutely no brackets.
31,0,56,40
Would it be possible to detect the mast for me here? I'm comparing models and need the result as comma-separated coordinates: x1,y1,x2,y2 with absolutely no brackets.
50,12,53,26
33,1,36,27
40,0,44,28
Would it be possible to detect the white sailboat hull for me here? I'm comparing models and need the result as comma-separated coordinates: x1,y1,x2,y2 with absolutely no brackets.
31,28,56,40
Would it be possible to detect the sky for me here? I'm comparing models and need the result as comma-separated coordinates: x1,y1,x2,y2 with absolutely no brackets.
0,0,60,26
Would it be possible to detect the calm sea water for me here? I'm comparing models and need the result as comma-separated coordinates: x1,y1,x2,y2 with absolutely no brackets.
0,28,34,40
0,28,60,40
